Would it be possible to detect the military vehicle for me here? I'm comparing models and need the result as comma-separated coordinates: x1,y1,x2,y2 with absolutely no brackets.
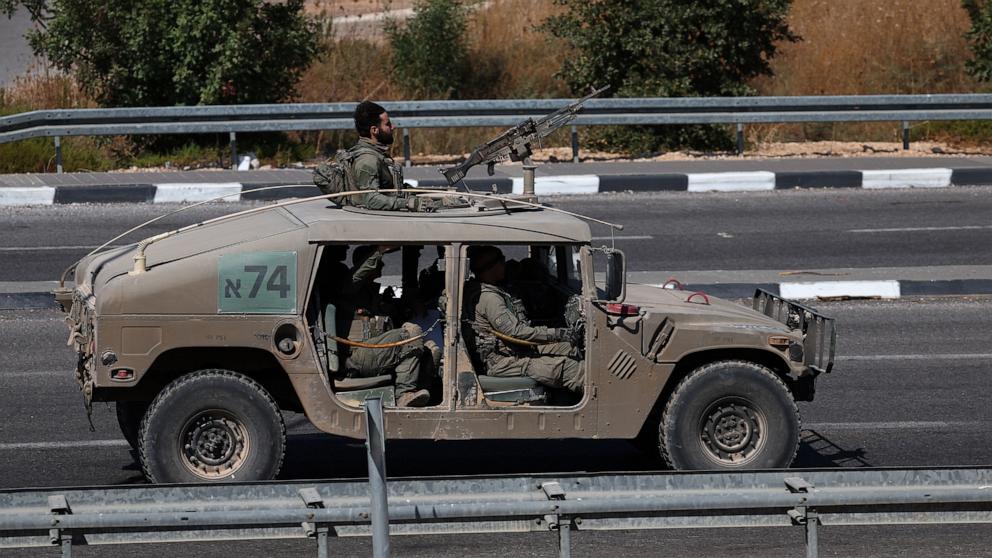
55,189,836,483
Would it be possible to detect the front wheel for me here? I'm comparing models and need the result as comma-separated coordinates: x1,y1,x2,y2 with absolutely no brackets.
139,369,286,483
660,360,800,470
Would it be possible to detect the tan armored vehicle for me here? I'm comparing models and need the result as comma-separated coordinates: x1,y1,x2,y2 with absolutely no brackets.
56,194,835,483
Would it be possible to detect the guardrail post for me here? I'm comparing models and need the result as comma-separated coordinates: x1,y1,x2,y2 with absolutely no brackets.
365,396,390,558
541,482,571,558
54,136,63,174
403,128,412,168
902,120,910,150
48,494,71,557
229,132,238,170
736,123,745,156
805,510,819,558
785,477,818,558
570,125,580,163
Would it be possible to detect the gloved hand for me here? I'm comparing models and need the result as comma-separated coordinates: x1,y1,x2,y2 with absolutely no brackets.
555,325,583,346
406,196,439,212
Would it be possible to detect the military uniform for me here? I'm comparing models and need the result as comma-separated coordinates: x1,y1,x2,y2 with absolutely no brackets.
350,137,408,211
463,280,584,393
330,249,426,398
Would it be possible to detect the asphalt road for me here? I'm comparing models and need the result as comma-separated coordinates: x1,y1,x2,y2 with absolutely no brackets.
2,187,991,556
3,186,992,282
1,297,990,557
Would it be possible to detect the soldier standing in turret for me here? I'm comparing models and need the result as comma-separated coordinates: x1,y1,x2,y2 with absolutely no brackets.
349,101,434,211
463,245,584,394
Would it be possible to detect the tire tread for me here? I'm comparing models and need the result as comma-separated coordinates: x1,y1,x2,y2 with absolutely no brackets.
138,369,286,483
659,359,800,469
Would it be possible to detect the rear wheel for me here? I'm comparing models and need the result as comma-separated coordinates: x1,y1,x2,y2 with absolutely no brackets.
660,360,800,470
138,369,286,483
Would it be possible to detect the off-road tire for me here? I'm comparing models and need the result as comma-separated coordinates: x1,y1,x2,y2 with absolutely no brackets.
115,401,149,450
660,360,800,470
138,369,286,483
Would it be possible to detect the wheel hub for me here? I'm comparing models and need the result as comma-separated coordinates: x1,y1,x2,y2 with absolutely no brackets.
181,411,249,479
700,399,764,464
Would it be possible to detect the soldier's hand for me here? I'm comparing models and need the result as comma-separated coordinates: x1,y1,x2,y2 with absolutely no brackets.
406,196,439,213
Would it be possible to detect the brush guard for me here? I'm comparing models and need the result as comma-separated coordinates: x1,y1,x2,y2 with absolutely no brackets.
753,289,836,374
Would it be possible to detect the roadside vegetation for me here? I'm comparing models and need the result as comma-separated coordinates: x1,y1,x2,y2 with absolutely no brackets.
2,0,991,172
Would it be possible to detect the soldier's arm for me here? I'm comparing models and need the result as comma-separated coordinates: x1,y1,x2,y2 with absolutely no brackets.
479,291,561,342
353,154,407,211
350,250,384,290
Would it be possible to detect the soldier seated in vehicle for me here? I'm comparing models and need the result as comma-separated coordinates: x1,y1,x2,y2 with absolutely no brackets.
327,245,432,407
462,245,584,395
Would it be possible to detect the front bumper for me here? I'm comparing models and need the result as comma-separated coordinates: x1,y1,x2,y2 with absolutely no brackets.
753,289,836,374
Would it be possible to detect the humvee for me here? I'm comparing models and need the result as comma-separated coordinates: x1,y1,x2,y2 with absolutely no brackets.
57,194,835,483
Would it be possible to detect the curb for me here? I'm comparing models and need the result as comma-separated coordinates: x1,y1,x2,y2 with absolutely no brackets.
7,279,992,312
669,279,992,300
3,166,992,205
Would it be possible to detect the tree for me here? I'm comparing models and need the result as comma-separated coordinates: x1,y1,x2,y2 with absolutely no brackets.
541,0,797,152
964,0,992,83
1,0,318,107
387,0,470,99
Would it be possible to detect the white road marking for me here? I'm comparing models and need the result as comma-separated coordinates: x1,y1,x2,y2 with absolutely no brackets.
511,175,599,195
779,280,901,300
861,168,952,189
590,235,653,241
0,439,129,451
839,353,992,361
806,421,978,431
848,225,992,233
0,187,56,206
153,183,243,203
687,171,775,193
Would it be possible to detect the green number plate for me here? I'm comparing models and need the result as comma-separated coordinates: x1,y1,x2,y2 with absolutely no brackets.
218,251,297,313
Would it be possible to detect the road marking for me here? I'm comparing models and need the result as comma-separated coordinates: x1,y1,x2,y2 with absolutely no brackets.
0,439,129,451
153,183,243,203
839,353,992,361
511,175,600,195
848,225,992,233
806,421,978,431
590,235,653,241
861,168,952,189
779,280,901,299
687,171,775,193
0,187,56,206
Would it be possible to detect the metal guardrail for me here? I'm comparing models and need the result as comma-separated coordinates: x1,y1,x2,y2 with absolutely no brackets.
4,94,992,172
1,397,991,558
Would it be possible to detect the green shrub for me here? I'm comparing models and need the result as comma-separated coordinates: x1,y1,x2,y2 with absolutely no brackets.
541,0,796,153
387,0,470,99
2,0,318,107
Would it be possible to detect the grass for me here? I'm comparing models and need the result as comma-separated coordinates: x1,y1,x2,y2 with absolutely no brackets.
2,0,991,171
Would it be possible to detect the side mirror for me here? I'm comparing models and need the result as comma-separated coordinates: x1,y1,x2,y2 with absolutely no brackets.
604,249,626,302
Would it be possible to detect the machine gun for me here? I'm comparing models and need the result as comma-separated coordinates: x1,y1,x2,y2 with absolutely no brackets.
440,85,608,187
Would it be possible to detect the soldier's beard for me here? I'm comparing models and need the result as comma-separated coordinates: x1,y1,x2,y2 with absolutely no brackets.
375,129,394,145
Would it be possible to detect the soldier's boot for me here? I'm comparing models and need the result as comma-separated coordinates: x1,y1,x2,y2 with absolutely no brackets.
396,389,430,407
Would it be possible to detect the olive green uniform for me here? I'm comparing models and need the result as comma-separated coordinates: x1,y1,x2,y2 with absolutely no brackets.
463,280,584,393
331,249,425,396
350,138,408,211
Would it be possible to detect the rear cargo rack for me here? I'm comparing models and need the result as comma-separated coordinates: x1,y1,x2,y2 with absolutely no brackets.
753,289,836,374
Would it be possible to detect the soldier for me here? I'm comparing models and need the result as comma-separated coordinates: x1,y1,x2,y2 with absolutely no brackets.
330,245,431,407
350,101,434,212
464,245,584,394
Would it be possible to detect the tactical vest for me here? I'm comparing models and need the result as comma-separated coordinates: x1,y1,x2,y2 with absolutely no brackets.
464,281,531,370
351,141,404,192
